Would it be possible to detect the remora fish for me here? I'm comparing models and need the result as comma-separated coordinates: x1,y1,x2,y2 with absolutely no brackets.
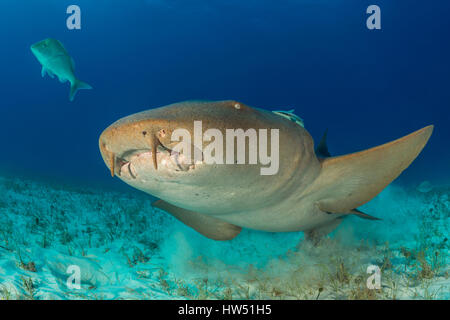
31,38,92,101
99,100,433,241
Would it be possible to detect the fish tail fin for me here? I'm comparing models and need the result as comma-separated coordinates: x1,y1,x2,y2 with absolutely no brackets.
69,79,93,101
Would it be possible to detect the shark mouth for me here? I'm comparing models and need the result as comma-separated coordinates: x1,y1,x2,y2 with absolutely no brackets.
111,146,196,179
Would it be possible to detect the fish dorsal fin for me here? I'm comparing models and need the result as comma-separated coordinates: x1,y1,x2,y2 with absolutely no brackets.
311,126,433,213
56,40,69,55
272,109,305,128
315,129,331,158
153,200,241,240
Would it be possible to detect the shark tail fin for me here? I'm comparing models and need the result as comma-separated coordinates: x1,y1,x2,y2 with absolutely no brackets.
312,125,433,214
69,79,92,101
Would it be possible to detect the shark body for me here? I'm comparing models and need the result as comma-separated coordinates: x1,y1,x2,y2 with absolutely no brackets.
99,100,433,241
31,38,92,101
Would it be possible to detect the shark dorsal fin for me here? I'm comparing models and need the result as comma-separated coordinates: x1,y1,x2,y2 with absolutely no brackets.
315,129,331,158
272,109,305,128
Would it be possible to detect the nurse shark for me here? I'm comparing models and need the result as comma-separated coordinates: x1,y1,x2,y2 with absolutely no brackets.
99,100,433,241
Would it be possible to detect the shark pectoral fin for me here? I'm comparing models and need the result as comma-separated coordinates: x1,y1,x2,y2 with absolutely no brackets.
153,200,242,241
348,208,380,220
313,125,433,214
323,208,380,220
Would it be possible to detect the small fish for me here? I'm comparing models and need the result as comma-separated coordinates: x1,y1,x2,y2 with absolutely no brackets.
417,180,433,193
31,38,92,101
272,109,305,127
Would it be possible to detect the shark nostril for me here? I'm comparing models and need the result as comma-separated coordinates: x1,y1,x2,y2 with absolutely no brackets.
100,141,109,157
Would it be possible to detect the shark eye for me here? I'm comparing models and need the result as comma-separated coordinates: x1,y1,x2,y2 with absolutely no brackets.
142,131,147,136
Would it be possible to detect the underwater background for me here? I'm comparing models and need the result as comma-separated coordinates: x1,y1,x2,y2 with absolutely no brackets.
0,0,448,299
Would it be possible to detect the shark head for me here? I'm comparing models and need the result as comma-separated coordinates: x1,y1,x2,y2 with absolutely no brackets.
100,100,259,179
99,100,301,211
99,104,194,179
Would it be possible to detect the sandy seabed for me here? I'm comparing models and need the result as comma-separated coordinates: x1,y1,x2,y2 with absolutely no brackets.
0,176,448,300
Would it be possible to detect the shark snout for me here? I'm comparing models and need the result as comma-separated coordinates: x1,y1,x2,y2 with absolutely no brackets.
99,120,172,177
99,126,142,177
99,138,117,177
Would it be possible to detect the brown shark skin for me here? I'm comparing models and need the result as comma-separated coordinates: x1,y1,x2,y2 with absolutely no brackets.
99,100,433,239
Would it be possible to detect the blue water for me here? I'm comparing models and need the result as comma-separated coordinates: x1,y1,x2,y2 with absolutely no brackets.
0,1,449,300
0,0,449,189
